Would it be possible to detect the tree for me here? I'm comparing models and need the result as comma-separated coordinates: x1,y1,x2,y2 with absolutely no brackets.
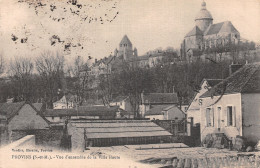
9,57,34,101
35,51,65,108
67,56,92,105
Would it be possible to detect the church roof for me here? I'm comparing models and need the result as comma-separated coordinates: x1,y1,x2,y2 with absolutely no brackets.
120,35,132,46
195,1,213,21
185,26,203,37
204,21,239,36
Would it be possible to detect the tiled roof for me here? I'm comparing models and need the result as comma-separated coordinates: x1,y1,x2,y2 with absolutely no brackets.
70,120,172,139
204,21,239,36
0,101,26,120
145,105,171,115
200,63,260,98
185,26,203,37
43,106,119,117
205,79,223,87
142,93,178,104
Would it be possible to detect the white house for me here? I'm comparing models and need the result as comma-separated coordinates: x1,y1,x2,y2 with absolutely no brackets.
186,78,222,127
145,105,185,121
53,93,78,109
110,96,134,118
199,62,260,145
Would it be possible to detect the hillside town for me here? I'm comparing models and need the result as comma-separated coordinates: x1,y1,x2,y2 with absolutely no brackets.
0,0,260,167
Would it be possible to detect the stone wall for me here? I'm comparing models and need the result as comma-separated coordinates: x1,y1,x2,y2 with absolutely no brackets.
10,128,64,148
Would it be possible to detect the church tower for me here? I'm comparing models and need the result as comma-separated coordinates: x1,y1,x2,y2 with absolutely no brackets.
195,1,213,32
118,35,133,60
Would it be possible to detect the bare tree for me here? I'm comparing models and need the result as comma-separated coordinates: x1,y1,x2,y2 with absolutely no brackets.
35,51,65,108
67,56,91,105
9,57,34,101
0,54,4,75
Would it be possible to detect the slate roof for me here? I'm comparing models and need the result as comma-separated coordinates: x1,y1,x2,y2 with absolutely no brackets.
185,26,203,37
43,106,119,117
200,62,260,98
0,101,26,120
0,102,49,123
204,21,239,36
145,105,171,115
70,120,172,139
142,93,178,104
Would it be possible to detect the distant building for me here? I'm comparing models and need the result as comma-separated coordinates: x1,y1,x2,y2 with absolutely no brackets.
180,1,240,61
43,106,120,123
140,92,179,118
109,96,134,118
199,62,260,145
145,105,185,121
53,93,78,109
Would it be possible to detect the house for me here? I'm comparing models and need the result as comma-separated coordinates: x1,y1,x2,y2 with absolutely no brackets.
140,92,179,117
145,105,185,121
68,120,173,151
110,96,134,118
43,106,120,123
53,93,78,109
199,62,260,145
186,78,222,128
0,102,49,145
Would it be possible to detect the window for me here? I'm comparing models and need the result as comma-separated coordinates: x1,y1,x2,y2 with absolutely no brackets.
60,116,62,120
217,107,222,128
227,106,236,126
52,116,54,120
206,108,214,127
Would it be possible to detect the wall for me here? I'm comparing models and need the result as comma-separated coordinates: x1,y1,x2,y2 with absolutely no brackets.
200,93,242,142
241,93,260,144
164,107,185,120
8,104,49,133
145,115,164,120
10,128,64,148
68,123,85,152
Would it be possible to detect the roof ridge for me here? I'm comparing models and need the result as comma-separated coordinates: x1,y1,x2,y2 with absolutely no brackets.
240,64,259,92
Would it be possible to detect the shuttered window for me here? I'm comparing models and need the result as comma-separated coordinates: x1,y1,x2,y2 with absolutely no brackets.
206,108,214,127
227,106,236,126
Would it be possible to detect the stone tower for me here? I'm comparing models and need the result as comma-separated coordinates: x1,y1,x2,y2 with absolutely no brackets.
118,35,133,60
195,1,213,32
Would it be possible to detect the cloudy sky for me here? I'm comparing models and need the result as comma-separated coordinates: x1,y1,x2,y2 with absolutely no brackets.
0,0,260,63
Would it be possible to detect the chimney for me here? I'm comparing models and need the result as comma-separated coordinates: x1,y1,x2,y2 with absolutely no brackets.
95,59,97,63
229,63,243,76
172,86,175,93
141,91,145,104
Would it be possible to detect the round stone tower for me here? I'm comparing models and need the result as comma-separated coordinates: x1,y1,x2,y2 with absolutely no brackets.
195,1,213,32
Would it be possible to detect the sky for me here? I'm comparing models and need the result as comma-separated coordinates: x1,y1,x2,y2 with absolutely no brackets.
0,0,260,64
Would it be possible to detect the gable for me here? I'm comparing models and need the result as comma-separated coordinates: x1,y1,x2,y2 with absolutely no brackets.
8,104,49,131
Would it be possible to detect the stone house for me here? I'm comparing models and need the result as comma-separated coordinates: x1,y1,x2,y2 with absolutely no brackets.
0,102,49,144
199,62,260,145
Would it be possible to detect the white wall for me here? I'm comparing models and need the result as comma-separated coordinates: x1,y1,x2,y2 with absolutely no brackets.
241,93,260,144
200,93,242,142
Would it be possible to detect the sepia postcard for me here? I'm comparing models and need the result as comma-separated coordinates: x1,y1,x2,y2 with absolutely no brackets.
0,0,260,167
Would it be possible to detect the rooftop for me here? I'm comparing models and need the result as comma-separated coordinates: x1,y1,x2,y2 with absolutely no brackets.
69,120,172,139
142,93,178,104
201,62,260,98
